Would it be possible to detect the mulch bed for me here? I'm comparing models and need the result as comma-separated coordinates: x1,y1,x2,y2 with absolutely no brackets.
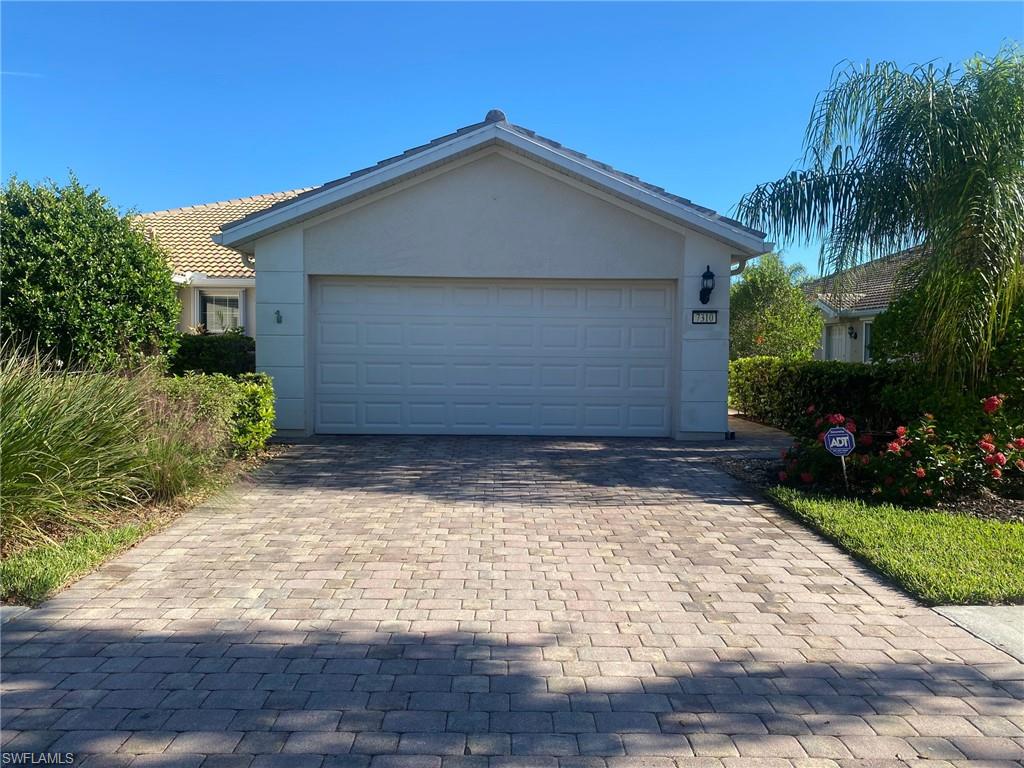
715,455,1024,525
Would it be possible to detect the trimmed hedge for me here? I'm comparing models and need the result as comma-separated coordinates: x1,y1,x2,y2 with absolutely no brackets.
231,373,276,453
160,372,275,455
168,331,255,377
729,356,1016,436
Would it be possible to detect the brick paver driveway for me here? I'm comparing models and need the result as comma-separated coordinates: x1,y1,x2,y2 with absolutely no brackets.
3,437,1022,768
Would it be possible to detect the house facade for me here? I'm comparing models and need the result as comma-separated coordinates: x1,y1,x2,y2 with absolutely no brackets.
803,249,922,363
137,189,309,336
142,110,769,438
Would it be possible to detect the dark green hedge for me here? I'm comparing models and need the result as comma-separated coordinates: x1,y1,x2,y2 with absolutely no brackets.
167,332,255,377
729,356,1017,436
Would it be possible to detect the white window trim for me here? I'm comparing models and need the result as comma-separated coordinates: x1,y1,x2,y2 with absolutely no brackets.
194,288,245,333
862,320,873,363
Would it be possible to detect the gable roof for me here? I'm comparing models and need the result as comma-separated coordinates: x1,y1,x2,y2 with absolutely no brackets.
215,110,769,257
136,189,310,279
803,247,924,315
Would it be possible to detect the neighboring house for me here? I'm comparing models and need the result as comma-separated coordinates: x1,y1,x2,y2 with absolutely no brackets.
137,190,309,335
803,248,923,362
149,110,770,438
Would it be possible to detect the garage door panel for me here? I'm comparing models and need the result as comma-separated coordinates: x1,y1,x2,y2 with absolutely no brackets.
314,278,674,436
316,358,671,398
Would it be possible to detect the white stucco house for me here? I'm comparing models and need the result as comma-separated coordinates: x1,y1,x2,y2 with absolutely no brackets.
803,248,922,363
141,110,769,438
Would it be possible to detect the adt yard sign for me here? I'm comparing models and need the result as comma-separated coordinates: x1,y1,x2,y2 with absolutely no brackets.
824,427,856,489
824,427,856,456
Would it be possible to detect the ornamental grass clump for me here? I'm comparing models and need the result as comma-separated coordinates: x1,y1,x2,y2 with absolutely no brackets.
0,350,151,548
0,350,274,553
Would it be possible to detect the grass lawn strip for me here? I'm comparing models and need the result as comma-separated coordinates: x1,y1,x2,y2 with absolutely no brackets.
0,523,155,605
767,486,1024,605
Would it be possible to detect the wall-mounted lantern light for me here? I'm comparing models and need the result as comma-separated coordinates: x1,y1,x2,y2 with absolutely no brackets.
274,310,283,324
847,325,857,340
699,265,716,305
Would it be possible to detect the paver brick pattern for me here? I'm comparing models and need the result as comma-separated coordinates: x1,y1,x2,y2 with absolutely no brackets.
2,436,1022,768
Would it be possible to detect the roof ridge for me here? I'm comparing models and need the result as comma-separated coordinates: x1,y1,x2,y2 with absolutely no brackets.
218,113,766,243
137,187,314,219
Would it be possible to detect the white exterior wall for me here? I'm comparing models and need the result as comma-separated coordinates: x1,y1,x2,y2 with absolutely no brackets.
254,149,738,437
176,286,194,332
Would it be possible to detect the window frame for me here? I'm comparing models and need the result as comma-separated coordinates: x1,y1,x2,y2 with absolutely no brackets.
862,320,873,363
194,288,245,334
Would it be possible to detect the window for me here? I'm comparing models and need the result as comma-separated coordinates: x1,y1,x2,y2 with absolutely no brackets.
199,291,241,333
863,321,873,362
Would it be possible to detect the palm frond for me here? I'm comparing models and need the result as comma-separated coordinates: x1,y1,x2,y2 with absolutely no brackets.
737,45,1024,387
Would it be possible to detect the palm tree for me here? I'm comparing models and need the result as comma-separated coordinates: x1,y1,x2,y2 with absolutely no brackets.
737,47,1024,387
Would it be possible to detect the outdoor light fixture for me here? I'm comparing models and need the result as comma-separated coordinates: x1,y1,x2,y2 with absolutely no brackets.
847,325,858,340
274,310,283,324
699,265,716,305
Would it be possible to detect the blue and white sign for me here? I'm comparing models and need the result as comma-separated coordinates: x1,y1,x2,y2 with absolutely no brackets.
823,427,856,457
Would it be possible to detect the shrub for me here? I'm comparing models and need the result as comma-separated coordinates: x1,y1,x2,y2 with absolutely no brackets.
143,373,236,500
158,371,275,457
730,357,896,432
0,351,151,547
1,175,179,368
729,356,1021,436
0,351,275,552
778,400,1024,505
232,373,275,454
167,330,256,377
729,253,823,360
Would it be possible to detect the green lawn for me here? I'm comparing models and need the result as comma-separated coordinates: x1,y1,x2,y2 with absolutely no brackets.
0,522,156,606
767,487,1024,605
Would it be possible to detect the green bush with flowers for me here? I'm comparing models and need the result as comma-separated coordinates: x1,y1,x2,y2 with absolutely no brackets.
778,394,1024,505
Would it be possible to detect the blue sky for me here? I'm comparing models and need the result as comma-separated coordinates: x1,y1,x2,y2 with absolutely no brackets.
2,2,1018,274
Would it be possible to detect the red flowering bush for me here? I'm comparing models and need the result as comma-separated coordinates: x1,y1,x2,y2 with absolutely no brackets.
776,396,1024,504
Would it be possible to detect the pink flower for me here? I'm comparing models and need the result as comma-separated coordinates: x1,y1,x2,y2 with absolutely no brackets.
978,440,996,453
845,421,857,433
806,404,816,414
1016,459,1024,471
899,487,909,496
829,413,845,426
924,489,934,497
861,434,873,447
800,472,814,484
778,471,788,482
995,452,1007,466
992,467,1003,479
984,454,997,465
896,426,908,438
887,441,902,454
982,395,1004,414
915,467,926,479
1013,437,1024,449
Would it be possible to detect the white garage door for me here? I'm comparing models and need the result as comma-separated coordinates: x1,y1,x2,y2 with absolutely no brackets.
313,278,674,436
